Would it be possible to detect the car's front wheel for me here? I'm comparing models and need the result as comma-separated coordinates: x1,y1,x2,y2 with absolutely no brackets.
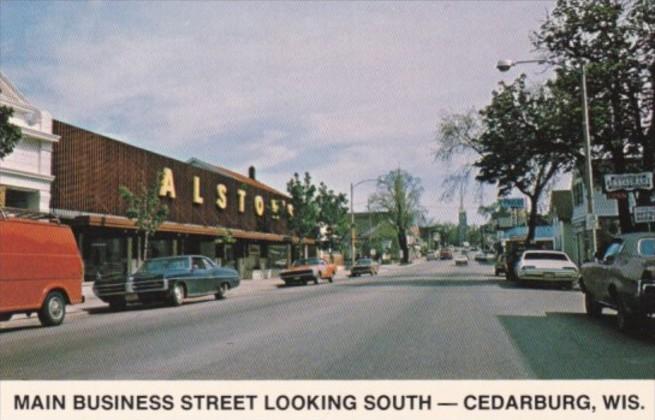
616,297,643,332
584,293,602,317
38,291,66,327
215,283,229,300
169,283,185,307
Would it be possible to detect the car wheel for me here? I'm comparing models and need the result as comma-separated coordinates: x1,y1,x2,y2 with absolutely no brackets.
584,293,602,318
328,276,334,283
108,299,127,311
169,283,185,307
616,297,635,332
215,283,229,300
314,276,320,285
38,291,66,327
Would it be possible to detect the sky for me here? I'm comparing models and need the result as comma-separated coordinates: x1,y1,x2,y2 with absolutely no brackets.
0,0,557,225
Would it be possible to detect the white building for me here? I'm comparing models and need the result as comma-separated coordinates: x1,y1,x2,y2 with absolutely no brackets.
0,72,59,213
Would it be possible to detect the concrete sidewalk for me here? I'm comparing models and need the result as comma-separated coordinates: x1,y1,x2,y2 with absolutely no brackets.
1,263,404,328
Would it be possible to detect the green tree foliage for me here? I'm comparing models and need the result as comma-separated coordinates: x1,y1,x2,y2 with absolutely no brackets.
119,171,169,261
315,182,349,254
286,172,319,253
286,172,349,255
0,105,22,159
368,169,426,264
475,75,581,242
534,0,655,231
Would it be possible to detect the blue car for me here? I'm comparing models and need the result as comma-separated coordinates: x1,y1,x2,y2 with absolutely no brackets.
94,255,240,310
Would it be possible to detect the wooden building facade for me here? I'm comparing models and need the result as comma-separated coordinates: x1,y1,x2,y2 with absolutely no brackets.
51,120,313,281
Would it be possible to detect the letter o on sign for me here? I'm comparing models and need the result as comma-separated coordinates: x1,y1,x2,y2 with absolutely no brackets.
255,195,265,216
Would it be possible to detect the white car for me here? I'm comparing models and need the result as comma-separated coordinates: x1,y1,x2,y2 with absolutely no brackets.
514,250,579,288
454,254,468,266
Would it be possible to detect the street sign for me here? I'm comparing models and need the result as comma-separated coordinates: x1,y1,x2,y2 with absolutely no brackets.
499,198,525,209
634,206,655,224
604,172,653,192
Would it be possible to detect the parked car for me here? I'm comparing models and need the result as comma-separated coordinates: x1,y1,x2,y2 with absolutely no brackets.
350,258,379,276
0,217,84,326
580,233,655,332
426,251,439,261
454,254,469,266
495,254,506,276
93,255,239,310
514,250,579,288
440,248,453,260
280,257,336,285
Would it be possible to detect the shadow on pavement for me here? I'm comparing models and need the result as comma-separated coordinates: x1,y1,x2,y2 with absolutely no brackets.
85,296,216,315
343,278,505,288
498,312,655,379
0,324,42,334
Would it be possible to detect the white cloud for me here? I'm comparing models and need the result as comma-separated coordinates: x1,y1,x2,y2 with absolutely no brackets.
1,1,555,223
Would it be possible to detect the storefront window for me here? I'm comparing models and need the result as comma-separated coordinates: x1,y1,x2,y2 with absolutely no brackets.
83,236,126,282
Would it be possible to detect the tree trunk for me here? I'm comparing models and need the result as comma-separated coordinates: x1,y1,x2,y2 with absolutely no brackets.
526,195,539,245
398,230,409,264
143,232,149,261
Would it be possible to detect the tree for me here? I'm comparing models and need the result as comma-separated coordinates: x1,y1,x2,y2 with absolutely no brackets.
0,105,21,159
434,109,483,201
315,182,349,255
286,172,319,256
534,0,655,231
368,169,426,264
475,75,581,242
119,171,169,261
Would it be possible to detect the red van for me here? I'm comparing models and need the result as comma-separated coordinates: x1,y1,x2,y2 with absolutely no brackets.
0,217,84,326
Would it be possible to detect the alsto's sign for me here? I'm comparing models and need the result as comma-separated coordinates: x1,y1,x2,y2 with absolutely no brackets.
604,172,653,192
158,167,293,218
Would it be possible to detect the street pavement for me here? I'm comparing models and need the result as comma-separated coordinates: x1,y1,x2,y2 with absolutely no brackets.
1,259,654,379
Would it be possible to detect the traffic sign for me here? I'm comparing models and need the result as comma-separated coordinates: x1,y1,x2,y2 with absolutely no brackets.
634,206,655,224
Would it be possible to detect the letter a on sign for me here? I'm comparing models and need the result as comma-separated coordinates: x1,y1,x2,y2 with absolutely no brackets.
159,167,176,198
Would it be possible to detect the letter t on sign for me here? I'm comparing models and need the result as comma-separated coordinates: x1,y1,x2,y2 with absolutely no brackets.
237,189,247,213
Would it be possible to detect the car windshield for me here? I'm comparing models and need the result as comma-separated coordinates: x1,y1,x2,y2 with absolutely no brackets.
523,252,568,261
139,257,189,273
293,258,322,266
356,259,371,265
639,239,655,256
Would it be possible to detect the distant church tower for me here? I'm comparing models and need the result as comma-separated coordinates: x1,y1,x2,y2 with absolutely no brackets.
458,184,468,245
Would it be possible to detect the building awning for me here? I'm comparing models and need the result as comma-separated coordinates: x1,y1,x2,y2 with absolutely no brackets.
72,215,315,245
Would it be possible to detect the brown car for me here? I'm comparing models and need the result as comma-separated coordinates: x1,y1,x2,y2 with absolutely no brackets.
580,233,655,332
280,257,336,285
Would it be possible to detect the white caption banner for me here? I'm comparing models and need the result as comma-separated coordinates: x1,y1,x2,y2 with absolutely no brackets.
1,380,653,420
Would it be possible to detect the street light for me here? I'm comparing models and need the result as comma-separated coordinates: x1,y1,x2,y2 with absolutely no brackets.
497,58,597,256
350,178,378,267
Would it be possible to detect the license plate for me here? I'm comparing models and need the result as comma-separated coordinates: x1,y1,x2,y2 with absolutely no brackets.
125,293,139,302
544,273,554,279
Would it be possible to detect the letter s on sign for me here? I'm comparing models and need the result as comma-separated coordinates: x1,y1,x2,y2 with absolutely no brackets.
216,184,227,209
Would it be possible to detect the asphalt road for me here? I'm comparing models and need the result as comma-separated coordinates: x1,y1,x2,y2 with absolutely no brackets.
1,259,654,379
